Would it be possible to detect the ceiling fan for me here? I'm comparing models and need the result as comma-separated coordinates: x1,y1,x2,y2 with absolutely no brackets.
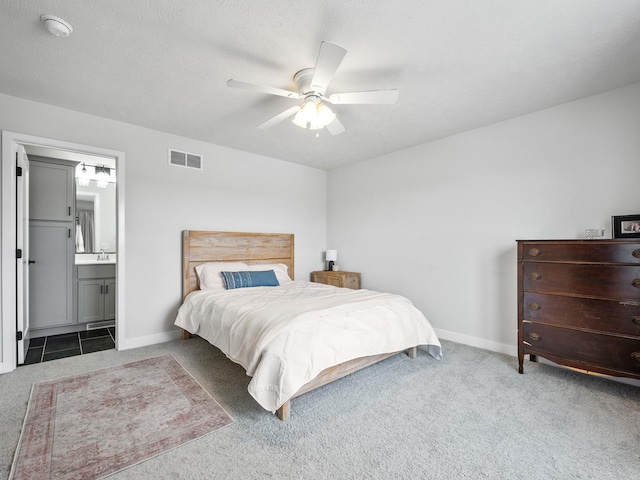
227,41,399,135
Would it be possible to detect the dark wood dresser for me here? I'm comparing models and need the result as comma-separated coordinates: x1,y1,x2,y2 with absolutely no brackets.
517,240,640,380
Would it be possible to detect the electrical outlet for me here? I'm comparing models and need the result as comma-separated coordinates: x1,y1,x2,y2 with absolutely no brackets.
101,243,110,251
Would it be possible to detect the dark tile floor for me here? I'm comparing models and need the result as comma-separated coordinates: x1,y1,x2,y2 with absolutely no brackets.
23,327,115,365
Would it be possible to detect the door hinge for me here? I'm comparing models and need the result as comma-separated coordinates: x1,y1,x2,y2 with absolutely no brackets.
16,166,23,177
16,331,23,341
16,249,22,259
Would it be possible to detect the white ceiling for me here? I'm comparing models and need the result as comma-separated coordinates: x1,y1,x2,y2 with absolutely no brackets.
1,1,640,170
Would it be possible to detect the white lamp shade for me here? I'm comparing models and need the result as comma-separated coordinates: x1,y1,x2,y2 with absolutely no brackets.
316,103,336,126
77,164,91,186
325,250,337,261
292,100,336,130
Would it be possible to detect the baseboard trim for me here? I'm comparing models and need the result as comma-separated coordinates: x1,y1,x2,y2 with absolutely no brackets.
0,362,14,374
434,328,640,387
434,328,517,357
119,327,518,358
117,329,183,351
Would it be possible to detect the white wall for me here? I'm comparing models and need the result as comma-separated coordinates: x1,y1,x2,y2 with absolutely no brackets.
3,81,639,365
0,93,327,353
328,82,640,355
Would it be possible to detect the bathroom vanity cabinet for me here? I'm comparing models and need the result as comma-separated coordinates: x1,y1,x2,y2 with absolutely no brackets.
77,264,116,324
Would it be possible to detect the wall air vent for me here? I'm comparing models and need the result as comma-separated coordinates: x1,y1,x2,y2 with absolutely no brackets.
168,149,203,170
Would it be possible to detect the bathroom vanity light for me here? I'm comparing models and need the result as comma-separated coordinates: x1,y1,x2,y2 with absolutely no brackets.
95,166,110,188
77,163,91,187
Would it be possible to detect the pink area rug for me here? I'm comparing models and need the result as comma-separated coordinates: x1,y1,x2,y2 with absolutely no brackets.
10,354,233,479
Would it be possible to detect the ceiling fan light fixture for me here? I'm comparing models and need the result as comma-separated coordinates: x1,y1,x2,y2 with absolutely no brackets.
316,103,336,126
292,100,314,128
291,111,307,129
292,98,336,130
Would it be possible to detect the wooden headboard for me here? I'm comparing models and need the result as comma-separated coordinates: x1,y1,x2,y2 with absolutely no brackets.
182,230,295,299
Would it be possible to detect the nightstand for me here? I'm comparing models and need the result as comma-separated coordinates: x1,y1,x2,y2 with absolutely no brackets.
310,271,361,289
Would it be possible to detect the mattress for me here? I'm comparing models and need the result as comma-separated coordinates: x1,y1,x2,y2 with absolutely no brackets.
175,280,442,412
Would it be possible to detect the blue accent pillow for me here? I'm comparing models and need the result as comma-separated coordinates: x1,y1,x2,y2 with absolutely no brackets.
220,270,280,289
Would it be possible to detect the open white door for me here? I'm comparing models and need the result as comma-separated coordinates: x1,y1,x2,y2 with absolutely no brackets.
16,144,30,364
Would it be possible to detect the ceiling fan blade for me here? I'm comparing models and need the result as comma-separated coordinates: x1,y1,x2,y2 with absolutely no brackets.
325,117,346,135
329,89,399,105
257,106,300,129
310,42,347,94
227,79,301,99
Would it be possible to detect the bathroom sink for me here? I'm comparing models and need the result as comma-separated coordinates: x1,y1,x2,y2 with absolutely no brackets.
75,254,116,265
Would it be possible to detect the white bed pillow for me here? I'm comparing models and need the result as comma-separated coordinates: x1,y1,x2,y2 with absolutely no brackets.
195,261,248,290
246,263,292,284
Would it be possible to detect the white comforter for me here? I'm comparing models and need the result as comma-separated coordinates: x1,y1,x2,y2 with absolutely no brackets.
175,281,442,412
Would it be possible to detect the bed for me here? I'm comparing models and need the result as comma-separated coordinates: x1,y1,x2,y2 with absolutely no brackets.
175,230,442,420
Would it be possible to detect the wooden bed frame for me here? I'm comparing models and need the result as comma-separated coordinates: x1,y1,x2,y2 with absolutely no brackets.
181,230,417,420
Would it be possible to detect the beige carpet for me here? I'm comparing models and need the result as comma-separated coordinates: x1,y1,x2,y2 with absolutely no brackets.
9,354,233,480
2,338,638,479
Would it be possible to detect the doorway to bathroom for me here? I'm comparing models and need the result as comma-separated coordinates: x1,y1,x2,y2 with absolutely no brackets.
0,131,125,374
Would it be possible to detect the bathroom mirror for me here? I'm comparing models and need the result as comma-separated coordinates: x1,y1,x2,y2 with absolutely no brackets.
75,164,116,253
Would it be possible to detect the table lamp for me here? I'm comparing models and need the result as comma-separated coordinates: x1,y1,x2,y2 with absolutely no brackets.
325,250,337,271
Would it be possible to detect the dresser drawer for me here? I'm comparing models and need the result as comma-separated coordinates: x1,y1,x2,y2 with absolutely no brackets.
523,322,640,375
521,242,640,264
523,263,640,300
523,292,640,336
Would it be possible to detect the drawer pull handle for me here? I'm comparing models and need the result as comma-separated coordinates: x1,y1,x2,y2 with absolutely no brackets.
528,332,541,341
632,352,640,363
633,279,640,288
633,249,640,259
633,316,640,326
528,248,541,257
528,302,541,311
529,272,541,281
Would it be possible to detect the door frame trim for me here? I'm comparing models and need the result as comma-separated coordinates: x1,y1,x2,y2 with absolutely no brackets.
1,131,125,373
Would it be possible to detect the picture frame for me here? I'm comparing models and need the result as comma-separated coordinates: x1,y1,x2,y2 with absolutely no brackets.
612,214,640,239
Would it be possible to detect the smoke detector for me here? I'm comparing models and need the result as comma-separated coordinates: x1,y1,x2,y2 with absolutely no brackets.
40,15,73,37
